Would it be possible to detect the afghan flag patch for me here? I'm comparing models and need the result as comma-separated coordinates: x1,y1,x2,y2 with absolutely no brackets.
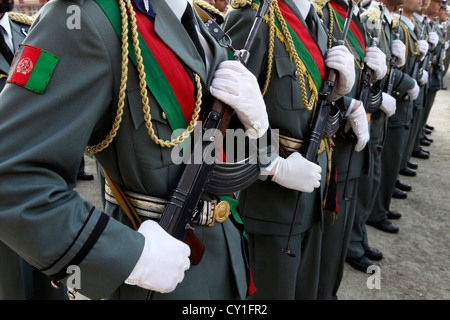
7,44,59,94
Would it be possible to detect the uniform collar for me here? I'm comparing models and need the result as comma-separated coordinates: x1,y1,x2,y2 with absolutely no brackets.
0,12,12,39
0,12,13,51
413,12,424,22
400,15,415,31
292,0,312,20
141,0,192,20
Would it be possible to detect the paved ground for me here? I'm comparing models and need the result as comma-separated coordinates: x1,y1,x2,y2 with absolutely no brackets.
75,72,450,300
337,71,450,300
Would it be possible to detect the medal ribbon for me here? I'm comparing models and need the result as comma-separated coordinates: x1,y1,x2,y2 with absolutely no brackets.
95,0,195,132
329,1,366,62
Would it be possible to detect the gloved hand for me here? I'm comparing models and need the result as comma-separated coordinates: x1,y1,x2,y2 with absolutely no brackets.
380,92,397,117
365,46,387,80
126,220,191,293
407,79,420,100
428,31,439,50
418,70,428,86
445,40,449,51
325,45,355,97
391,39,406,67
210,61,269,139
417,39,429,60
344,100,369,152
271,152,322,193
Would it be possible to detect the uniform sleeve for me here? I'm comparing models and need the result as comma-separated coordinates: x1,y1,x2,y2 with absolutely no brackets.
0,1,144,299
392,68,416,95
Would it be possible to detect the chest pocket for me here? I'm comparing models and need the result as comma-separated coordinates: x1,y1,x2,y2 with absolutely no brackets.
272,56,305,110
126,86,174,169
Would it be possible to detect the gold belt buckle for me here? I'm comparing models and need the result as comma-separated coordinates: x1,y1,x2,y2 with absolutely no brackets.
209,200,231,227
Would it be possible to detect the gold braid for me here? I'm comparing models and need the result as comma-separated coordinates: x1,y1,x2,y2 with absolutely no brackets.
8,12,34,25
266,0,316,110
86,0,202,154
261,1,275,96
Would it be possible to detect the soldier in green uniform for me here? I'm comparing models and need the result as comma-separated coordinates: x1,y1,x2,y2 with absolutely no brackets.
0,0,270,300
314,0,387,299
0,1,69,300
368,0,425,240
346,0,419,272
419,0,446,140
402,0,435,164
223,0,357,299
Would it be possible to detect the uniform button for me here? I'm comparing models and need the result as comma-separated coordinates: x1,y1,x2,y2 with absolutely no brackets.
294,70,298,77
162,112,167,120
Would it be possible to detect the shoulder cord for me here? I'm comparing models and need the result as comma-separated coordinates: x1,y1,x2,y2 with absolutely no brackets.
256,0,317,111
86,0,203,154
8,12,34,25
328,3,364,71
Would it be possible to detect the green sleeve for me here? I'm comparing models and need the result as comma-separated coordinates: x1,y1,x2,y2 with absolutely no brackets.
0,1,144,299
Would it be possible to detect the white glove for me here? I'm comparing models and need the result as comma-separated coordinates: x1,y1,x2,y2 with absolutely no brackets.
407,79,420,100
325,45,355,97
418,70,428,85
210,61,269,139
365,46,387,80
380,92,397,118
391,39,406,67
344,101,369,152
428,31,439,50
417,39,429,60
445,41,449,50
126,220,191,294
271,152,321,193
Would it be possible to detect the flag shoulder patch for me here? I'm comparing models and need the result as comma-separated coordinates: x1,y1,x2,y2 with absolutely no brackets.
7,44,59,94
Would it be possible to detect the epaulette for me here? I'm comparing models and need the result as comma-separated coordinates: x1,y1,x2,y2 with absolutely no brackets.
312,0,331,19
360,4,381,24
8,12,34,26
193,0,224,24
230,0,252,9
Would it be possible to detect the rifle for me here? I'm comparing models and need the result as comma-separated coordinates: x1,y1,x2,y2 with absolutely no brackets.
339,3,385,201
359,3,385,112
422,17,437,74
157,0,270,263
411,16,428,81
282,0,354,257
438,21,448,70
377,7,401,151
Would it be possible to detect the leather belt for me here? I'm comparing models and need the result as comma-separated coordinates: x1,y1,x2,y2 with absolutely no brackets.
274,132,326,155
104,182,230,227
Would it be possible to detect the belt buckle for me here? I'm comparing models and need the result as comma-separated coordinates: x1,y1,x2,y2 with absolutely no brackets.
208,200,231,227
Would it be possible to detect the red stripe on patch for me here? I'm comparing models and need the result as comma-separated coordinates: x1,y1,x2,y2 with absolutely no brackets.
8,45,42,87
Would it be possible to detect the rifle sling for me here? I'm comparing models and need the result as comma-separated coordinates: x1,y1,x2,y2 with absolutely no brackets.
102,168,142,231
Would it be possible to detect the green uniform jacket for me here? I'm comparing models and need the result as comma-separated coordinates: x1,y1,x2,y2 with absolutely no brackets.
388,16,418,128
428,20,445,91
223,1,330,236
0,0,247,300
